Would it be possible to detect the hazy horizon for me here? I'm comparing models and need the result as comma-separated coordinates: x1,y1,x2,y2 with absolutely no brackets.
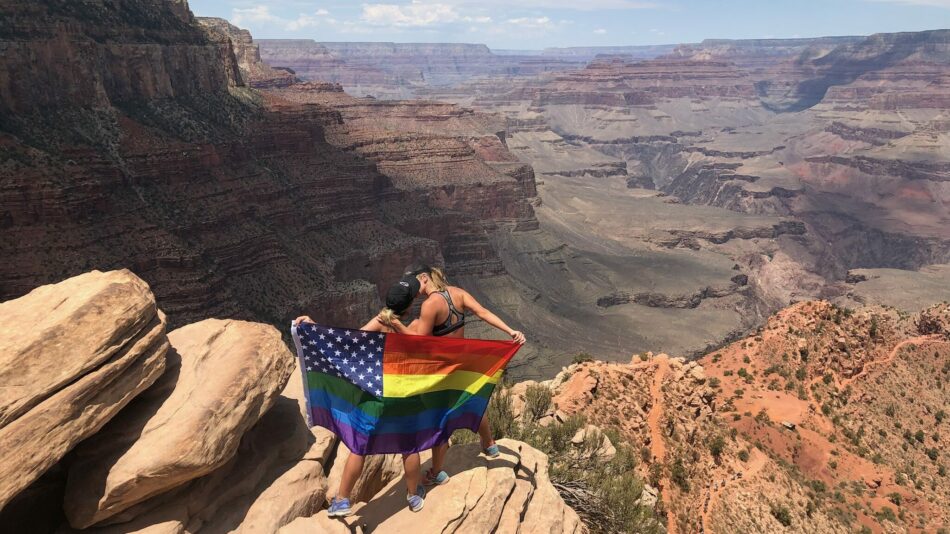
188,0,950,49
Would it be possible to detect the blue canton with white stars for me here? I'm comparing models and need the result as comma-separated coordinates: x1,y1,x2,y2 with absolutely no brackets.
296,323,386,397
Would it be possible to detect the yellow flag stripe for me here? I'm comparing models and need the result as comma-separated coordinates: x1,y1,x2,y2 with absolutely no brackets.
384,369,503,398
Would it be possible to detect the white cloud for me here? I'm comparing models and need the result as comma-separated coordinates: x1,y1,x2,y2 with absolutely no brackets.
361,2,461,27
231,6,283,27
593,28,608,34
286,13,321,30
230,5,336,32
506,16,556,29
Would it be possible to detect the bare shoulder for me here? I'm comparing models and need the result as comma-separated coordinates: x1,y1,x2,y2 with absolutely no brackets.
421,293,444,312
453,286,480,311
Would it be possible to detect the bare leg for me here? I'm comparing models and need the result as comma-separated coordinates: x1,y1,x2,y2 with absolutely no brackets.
430,442,449,475
478,416,495,449
403,452,422,496
337,453,365,500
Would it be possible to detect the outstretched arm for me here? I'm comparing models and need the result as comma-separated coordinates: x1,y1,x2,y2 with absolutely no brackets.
462,290,526,344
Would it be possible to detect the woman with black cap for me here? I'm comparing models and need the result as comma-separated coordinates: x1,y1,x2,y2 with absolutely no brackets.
293,276,429,517
381,263,526,488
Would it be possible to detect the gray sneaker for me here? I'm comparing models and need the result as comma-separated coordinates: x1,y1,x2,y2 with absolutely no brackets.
407,484,426,512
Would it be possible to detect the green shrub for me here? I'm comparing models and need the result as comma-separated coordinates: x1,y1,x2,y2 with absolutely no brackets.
524,384,553,422
573,353,594,364
770,503,792,526
709,435,726,461
670,457,690,491
531,417,665,534
487,386,517,440
876,506,897,522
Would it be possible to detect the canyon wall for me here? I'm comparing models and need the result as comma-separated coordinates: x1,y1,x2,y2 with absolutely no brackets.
420,30,950,316
257,39,589,98
0,0,538,346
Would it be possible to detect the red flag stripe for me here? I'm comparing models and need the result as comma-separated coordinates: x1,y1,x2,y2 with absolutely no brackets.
383,333,517,376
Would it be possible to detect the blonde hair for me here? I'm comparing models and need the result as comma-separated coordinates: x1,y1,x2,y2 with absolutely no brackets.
379,307,400,325
427,266,448,291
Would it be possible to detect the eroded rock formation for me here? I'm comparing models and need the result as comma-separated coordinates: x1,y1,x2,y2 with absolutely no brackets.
281,439,584,534
0,270,169,511
63,318,295,528
0,270,584,533
197,17,297,88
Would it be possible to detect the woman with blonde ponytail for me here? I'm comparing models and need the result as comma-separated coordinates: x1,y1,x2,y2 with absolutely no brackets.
293,272,428,516
383,263,526,488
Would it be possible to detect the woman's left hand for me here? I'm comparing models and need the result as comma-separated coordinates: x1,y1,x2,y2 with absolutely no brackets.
509,330,526,344
294,315,314,326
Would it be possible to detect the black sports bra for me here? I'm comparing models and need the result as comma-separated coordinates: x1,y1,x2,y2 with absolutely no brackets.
432,289,465,336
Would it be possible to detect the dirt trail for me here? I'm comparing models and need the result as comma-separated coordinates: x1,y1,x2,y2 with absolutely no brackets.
841,336,934,388
700,449,767,533
804,336,934,411
645,356,675,534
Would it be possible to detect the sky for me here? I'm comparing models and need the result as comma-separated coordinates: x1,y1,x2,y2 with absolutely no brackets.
187,0,950,50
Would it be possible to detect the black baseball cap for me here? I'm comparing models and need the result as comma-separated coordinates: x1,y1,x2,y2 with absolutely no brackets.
385,274,421,314
403,263,432,277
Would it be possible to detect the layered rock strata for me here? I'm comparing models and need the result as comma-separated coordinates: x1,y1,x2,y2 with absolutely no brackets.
258,40,586,99
0,0,538,341
197,17,297,88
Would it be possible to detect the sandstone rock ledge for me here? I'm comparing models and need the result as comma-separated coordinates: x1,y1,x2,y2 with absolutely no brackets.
0,270,169,511
64,318,297,528
280,438,584,534
0,270,584,533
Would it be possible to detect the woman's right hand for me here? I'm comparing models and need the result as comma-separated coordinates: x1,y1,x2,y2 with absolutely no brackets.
294,315,314,326
509,330,526,344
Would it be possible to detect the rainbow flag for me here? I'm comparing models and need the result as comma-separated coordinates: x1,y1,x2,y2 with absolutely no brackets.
291,322,521,455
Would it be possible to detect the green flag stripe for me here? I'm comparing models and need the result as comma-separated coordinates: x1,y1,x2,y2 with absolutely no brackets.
307,371,496,417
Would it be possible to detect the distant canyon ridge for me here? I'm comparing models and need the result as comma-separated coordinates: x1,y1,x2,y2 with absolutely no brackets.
254,27,950,373
1,3,948,378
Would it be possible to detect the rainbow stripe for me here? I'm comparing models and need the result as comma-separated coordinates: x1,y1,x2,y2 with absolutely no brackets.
292,323,520,455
